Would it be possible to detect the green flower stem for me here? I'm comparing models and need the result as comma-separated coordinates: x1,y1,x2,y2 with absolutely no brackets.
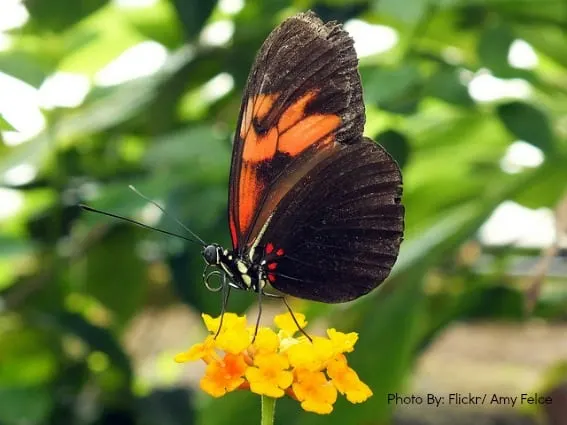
261,396,276,425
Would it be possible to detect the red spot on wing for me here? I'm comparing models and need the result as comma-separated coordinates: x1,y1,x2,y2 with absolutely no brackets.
265,243,274,254
268,273,276,283
276,248,284,256
267,263,277,270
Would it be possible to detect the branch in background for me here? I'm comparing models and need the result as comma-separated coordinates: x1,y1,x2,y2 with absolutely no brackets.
525,191,567,313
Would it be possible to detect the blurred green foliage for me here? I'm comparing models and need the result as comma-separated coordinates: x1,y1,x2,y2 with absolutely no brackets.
1,0,566,424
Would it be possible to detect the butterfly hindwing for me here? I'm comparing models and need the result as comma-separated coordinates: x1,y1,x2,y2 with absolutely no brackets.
257,138,404,303
228,11,365,252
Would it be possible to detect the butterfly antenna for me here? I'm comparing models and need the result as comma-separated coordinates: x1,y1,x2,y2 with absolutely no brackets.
79,204,202,246
128,185,207,246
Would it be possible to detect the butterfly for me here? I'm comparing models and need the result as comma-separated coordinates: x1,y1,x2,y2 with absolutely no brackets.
201,11,404,328
81,11,404,335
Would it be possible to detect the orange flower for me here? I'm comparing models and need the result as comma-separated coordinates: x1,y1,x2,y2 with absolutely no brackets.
245,353,293,398
200,353,248,397
292,369,337,414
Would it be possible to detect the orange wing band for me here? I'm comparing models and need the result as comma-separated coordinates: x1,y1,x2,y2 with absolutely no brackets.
236,90,341,240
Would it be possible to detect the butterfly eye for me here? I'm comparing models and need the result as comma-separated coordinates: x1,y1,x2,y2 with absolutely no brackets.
203,245,219,265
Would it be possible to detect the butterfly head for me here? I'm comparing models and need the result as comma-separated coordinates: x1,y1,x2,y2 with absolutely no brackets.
202,243,223,266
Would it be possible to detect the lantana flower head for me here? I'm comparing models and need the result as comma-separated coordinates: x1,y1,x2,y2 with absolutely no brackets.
175,312,372,414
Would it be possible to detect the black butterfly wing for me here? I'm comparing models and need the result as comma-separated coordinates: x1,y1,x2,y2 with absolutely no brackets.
258,137,404,303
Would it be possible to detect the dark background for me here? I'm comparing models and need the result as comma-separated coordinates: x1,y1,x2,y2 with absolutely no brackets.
1,0,566,424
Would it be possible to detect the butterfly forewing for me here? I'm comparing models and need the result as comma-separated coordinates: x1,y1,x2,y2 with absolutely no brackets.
228,12,365,252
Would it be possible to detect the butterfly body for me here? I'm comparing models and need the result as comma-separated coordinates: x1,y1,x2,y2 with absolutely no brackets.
203,11,404,305
203,243,268,293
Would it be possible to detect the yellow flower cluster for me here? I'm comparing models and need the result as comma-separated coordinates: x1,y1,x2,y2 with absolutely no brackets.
174,312,372,414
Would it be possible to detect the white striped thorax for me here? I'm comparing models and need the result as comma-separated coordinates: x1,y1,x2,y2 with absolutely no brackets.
202,243,265,292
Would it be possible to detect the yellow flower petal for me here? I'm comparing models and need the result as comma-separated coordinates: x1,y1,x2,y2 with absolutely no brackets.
215,325,251,354
292,369,337,414
327,355,373,403
312,336,335,365
286,340,321,371
274,312,306,337
327,328,358,354
286,337,335,371
245,353,293,398
174,335,216,363
202,313,246,334
300,399,334,415
199,353,248,397
250,327,279,354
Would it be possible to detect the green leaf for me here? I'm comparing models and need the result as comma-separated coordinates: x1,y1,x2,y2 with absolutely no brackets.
0,387,52,425
84,228,147,326
361,65,422,114
477,24,515,75
121,1,183,49
461,285,525,320
0,237,36,259
375,129,411,168
426,67,474,107
513,158,567,208
0,114,16,131
25,0,110,32
0,327,58,386
171,0,218,39
144,126,231,169
0,51,48,88
136,388,195,425
374,0,431,24
497,101,554,152
55,312,133,383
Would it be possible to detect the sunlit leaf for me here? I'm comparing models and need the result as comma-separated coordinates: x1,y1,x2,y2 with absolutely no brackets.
0,114,16,131
0,51,48,88
374,0,431,24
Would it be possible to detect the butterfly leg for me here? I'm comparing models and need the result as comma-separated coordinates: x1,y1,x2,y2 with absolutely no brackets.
214,273,232,338
262,291,312,342
252,271,264,342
